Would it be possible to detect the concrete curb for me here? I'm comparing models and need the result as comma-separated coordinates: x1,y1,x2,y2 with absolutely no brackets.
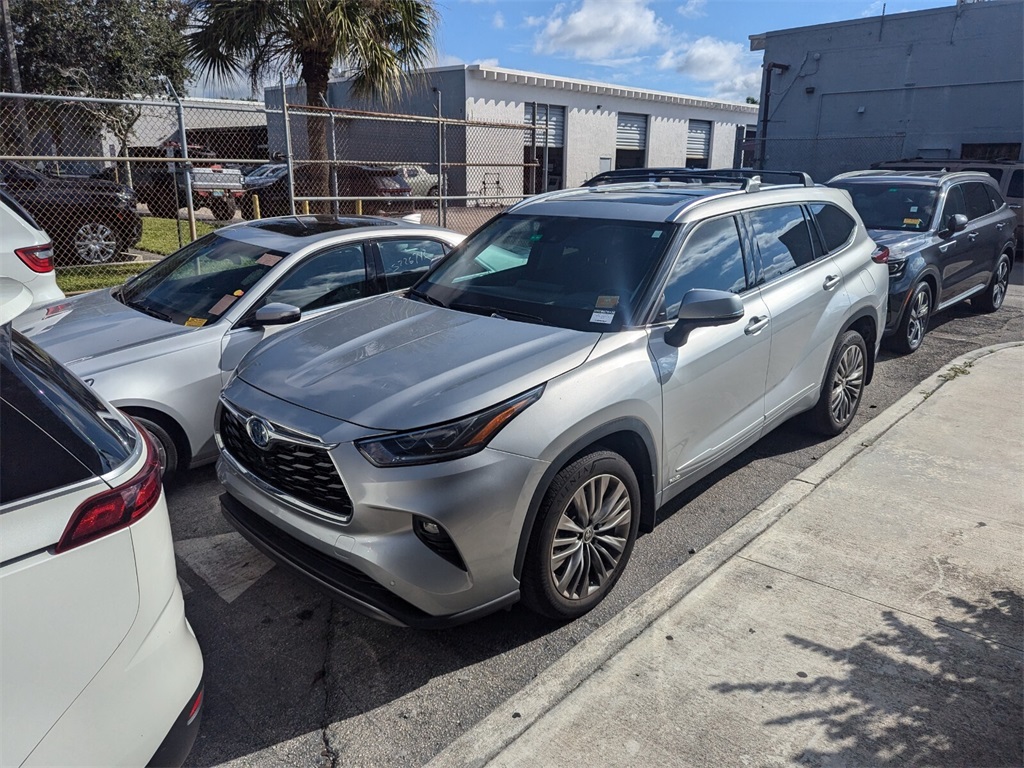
428,341,1024,768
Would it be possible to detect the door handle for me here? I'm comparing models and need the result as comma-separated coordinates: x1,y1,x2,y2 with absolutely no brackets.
939,241,956,253
996,222,1006,230
744,316,770,335
968,232,978,241
822,274,841,291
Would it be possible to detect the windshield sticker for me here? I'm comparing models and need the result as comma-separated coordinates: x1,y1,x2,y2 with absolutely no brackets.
590,309,615,325
209,295,238,316
233,289,244,297
257,253,283,267
903,218,922,227
910,206,919,213
184,317,208,328
595,295,620,309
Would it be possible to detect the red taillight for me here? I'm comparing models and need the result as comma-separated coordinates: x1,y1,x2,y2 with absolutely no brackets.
15,243,54,273
55,430,163,553
871,246,890,264
187,688,204,725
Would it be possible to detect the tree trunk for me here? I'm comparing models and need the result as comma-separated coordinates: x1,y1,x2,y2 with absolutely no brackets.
301,53,331,214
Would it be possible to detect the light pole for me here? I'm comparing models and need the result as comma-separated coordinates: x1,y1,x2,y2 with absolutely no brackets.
160,75,197,241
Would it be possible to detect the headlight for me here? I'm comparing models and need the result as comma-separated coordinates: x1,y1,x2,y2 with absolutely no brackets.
355,385,544,467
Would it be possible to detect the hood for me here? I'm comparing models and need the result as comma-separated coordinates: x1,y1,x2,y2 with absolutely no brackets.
12,288,192,365
238,295,601,431
868,229,933,260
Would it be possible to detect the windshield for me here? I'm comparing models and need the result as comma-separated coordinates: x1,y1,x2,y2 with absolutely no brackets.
413,214,676,331
117,233,287,327
247,164,286,180
833,182,939,232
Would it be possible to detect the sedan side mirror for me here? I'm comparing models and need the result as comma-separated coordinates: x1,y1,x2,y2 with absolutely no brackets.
249,302,301,327
664,289,745,348
941,213,968,238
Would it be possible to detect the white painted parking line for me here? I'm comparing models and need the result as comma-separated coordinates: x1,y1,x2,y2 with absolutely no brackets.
175,532,275,604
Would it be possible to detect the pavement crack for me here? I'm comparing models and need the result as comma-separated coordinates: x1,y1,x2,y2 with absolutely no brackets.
318,600,339,768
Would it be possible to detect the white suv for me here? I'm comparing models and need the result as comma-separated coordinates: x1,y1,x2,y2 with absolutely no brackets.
0,189,64,313
217,172,889,626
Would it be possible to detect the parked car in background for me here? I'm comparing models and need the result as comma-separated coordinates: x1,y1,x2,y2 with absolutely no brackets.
38,159,108,180
216,173,887,628
15,215,465,478
829,169,1015,353
239,163,414,219
0,160,142,264
126,144,245,221
1,300,203,767
395,165,441,205
872,158,1022,253
0,189,64,312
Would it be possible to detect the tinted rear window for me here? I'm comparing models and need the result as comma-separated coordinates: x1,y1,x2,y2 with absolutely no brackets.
0,327,135,503
810,203,857,253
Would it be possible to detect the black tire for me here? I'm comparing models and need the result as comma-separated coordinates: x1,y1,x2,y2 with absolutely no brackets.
133,416,180,481
209,196,237,221
427,185,439,208
885,281,931,355
147,193,180,219
71,220,123,264
972,252,1011,314
521,451,640,620
811,330,868,436
239,194,256,220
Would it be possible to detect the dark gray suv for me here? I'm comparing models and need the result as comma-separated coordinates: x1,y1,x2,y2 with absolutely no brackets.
829,170,1015,353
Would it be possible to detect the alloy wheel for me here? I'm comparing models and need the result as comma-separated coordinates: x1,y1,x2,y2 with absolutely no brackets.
830,342,865,426
549,473,632,600
906,288,930,349
992,258,1009,309
74,222,118,264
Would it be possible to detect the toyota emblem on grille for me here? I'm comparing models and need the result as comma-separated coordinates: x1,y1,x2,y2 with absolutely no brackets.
246,416,273,449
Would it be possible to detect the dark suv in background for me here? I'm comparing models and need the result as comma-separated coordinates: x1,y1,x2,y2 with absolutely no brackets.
0,160,142,265
829,169,1015,353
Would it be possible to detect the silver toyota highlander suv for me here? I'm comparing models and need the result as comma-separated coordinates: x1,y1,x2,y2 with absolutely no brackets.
216,173,889,627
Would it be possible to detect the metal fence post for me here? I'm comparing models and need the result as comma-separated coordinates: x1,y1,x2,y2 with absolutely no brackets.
281,73,297,216
164,77,197,241
434,88,444,226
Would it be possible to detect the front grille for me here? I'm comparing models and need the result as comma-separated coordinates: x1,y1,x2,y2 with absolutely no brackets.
219,404,353,519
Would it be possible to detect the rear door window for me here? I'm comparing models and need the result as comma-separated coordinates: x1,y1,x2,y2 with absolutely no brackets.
377,238,448,291
809,203,856,253
1008,170,1023,199
1,328,135,504
747,205,816,284
963,183,996,220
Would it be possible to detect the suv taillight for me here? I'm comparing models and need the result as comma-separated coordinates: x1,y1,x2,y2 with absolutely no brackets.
55,430,162,553
871,246,890,264
15,243,54,273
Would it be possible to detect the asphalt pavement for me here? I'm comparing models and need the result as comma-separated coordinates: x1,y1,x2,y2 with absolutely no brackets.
432,342,1024,768
171,261,1024,767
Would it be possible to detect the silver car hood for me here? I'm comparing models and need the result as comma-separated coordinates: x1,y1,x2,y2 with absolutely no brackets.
237,294,601,431
13,288,191,365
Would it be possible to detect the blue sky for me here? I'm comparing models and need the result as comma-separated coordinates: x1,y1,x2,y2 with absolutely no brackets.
193,0,955,103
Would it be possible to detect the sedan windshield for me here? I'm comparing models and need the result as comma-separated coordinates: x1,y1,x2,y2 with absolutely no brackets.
833,182,939,232
414,214,676,331
117,233,287,327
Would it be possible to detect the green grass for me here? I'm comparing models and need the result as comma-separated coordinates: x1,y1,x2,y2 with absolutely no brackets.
138,216,216,256
56,262,150,293
55,217,219,293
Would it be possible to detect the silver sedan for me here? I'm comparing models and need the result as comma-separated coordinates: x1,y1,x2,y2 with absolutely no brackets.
15,215,464,476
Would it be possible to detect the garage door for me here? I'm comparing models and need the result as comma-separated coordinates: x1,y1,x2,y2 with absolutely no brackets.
687,120,712,162
616,113,648,150
524,104,565,148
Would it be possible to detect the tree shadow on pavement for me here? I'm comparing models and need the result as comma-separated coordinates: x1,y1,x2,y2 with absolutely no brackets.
710,590,1024,766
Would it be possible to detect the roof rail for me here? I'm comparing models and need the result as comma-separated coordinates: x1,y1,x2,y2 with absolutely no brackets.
583,167,814,189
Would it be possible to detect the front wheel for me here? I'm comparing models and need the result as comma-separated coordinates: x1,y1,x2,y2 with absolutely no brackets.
811,330,867,436
133,416,180,481
972,253,1011,313
521,451,640,620
886,281,931,354
72,221,122,264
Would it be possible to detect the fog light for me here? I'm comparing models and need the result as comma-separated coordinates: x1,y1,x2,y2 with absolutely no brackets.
421,520,441,535
413,516,466,571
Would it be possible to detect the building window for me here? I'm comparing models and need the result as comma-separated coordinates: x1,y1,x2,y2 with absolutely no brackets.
615,113,648,170
524,103,565,193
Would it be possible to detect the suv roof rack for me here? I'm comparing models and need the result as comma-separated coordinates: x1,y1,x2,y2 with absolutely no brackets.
584,167,814,190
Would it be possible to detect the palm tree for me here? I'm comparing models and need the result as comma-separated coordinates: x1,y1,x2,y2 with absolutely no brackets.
187,0,437,210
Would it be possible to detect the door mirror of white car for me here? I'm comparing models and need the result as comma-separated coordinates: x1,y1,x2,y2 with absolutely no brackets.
942,213,969,237
250,303,301,327
664,289,745,348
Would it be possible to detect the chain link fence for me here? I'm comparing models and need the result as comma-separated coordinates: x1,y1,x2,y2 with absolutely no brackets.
0,91,537,293
754,134,907,182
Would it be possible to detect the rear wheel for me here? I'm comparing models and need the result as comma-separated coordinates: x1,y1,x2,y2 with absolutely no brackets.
886,281,931,354
972,253,1011,313
811,330,867,436
521,451,640,620
72,221,122,264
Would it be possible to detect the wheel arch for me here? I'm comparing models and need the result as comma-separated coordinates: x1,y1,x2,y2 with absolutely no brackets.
119,405,192,470
513,418,658,581
841,308,879,386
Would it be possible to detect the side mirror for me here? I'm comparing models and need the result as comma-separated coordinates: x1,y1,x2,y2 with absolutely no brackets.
664,289,745,348
249,302,301,327
942,213,968,237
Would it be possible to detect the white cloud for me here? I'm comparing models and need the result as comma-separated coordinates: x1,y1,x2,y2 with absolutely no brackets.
658,36,762,101
492,11,505,29
533,0,671,60
524,15,545,27
677,0,707,18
